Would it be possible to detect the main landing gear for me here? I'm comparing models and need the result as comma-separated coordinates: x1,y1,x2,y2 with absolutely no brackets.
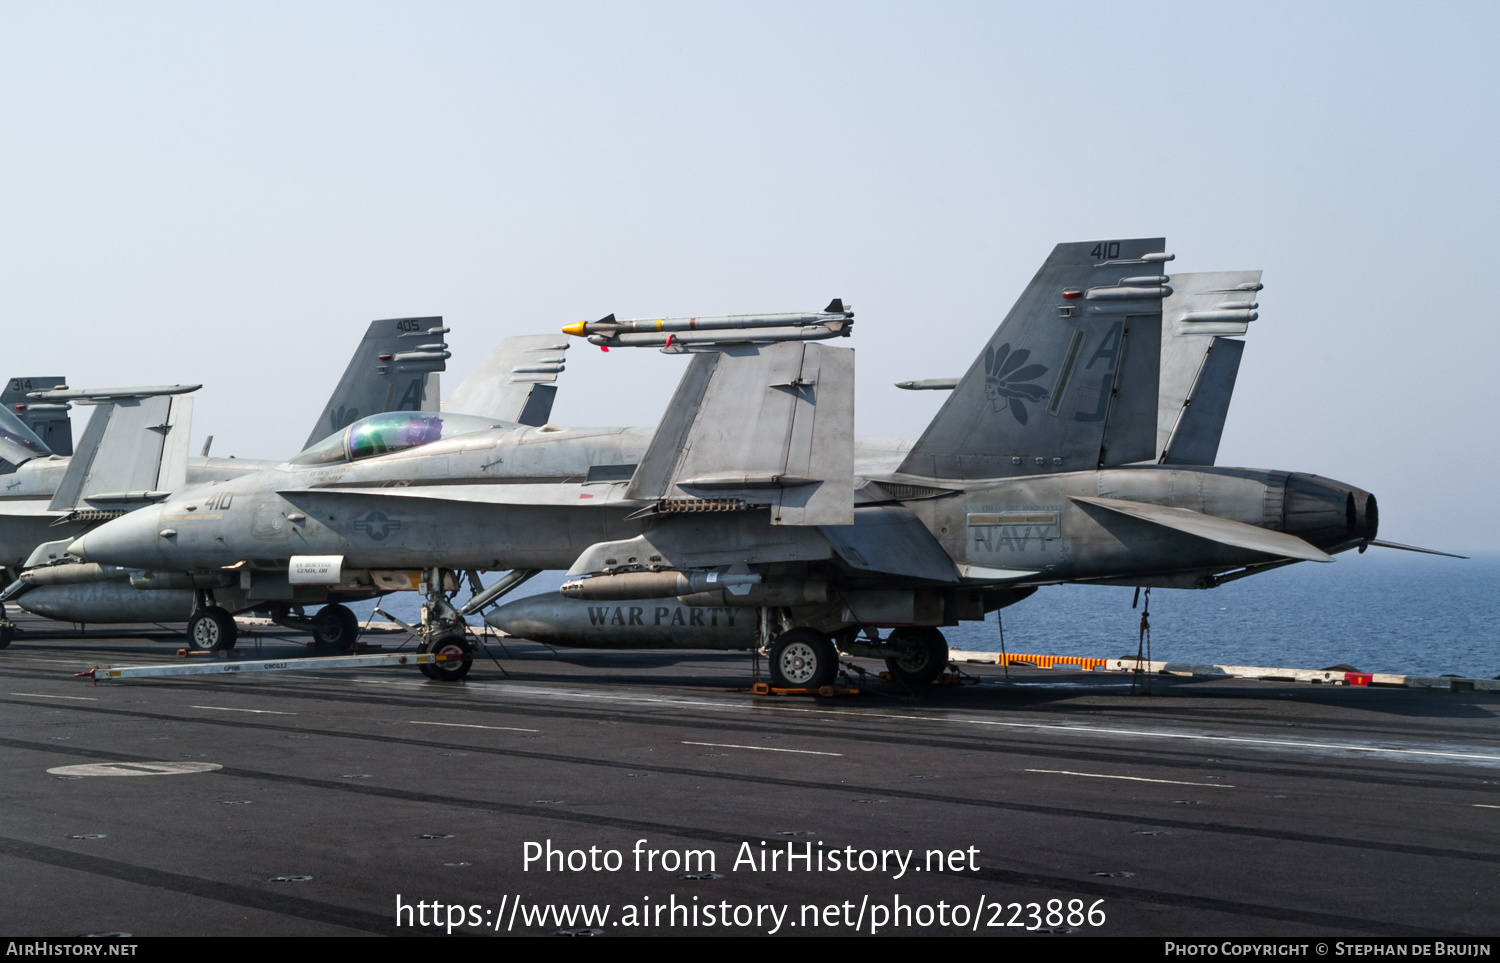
759,617,953,689
767,627,839,689
0,602,14,650
186,606,238,652
310,603,361,653
882,626,950,685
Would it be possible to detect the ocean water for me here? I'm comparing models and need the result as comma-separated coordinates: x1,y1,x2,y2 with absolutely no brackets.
348,551,1498,680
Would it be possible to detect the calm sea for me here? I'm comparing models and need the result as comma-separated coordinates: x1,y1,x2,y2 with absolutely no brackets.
353,550,1498,680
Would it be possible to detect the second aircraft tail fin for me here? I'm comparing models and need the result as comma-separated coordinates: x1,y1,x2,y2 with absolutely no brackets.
303,317,450,450
2,376,73,455
49,389,196,511
443,334,569,426
1156,270,1262,465
898,238,1172,480
625,341,854,526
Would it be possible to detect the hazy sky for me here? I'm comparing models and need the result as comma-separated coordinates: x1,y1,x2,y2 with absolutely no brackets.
3,2,1497,550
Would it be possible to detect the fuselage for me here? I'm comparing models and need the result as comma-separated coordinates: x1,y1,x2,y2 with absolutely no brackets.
0,456,276,570
70,420,1375,596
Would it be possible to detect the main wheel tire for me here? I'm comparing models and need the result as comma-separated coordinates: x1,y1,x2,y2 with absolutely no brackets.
883,626,949,684
419,634,473,681
0,621,13,650
311,603,361,652
769,628,838,689
187,607,238,652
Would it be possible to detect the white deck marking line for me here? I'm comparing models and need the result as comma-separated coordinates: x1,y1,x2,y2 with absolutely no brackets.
683,741,842,757
1473,804,1500,809
188,705,296,715
1025,768,1234,789
11,692,98,701
326,680,1500,766
410,721,539,733
47,761,223,777
480,685,1500,764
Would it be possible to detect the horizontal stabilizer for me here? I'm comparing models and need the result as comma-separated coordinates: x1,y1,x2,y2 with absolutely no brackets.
1071,494,1333,562
625,342,854,526
1367,539,1468,559
444,334,569,427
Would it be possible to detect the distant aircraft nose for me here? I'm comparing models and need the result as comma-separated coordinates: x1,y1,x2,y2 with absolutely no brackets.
67,504,169,567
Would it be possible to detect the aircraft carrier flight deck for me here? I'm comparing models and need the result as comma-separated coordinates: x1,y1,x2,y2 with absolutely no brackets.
1,612,1496,938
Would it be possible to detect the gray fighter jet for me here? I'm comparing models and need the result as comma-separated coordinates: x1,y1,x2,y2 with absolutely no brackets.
0,316,459,646
66,239,1421,685
487,269,1266,654
7,328,566,652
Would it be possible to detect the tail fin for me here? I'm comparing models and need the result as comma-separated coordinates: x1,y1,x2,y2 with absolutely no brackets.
624,342,854,525
2,376,73,455
303,317,449,450
1156,270,1261,464
443,334,569,426
49,391,195,510
0,405,52,467
898,239,1171,479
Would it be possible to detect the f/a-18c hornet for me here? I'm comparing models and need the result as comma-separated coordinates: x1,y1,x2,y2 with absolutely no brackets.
64,240,1449,684
0,324,572,652
0,316,459,648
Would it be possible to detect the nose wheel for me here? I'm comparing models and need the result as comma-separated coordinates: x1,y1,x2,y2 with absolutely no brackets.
419,632,473,681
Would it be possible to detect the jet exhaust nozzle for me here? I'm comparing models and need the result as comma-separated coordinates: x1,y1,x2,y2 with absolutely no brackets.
1279,473,1378,549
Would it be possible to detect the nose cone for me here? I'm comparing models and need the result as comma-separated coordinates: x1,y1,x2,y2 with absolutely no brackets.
68,504,169,567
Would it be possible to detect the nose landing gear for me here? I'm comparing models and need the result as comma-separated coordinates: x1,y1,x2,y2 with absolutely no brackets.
414,568,473,681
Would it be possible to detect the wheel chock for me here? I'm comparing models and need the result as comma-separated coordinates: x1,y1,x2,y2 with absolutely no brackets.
750,682,860,697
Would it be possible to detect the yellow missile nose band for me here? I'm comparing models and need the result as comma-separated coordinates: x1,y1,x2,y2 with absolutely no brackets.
561,322,586,336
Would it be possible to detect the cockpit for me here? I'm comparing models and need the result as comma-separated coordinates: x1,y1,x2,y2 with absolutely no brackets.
291,411,514,466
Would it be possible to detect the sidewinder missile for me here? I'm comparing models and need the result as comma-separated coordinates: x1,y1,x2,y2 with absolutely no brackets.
562,299,853,349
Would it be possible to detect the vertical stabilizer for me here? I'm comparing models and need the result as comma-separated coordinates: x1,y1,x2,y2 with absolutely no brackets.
303,317,450,449
1156,271,1261,464
0,405,52,467
443,334,569,426
898,239,1171,479
625,342,854,526
2,377,72,455
49,392,196,510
